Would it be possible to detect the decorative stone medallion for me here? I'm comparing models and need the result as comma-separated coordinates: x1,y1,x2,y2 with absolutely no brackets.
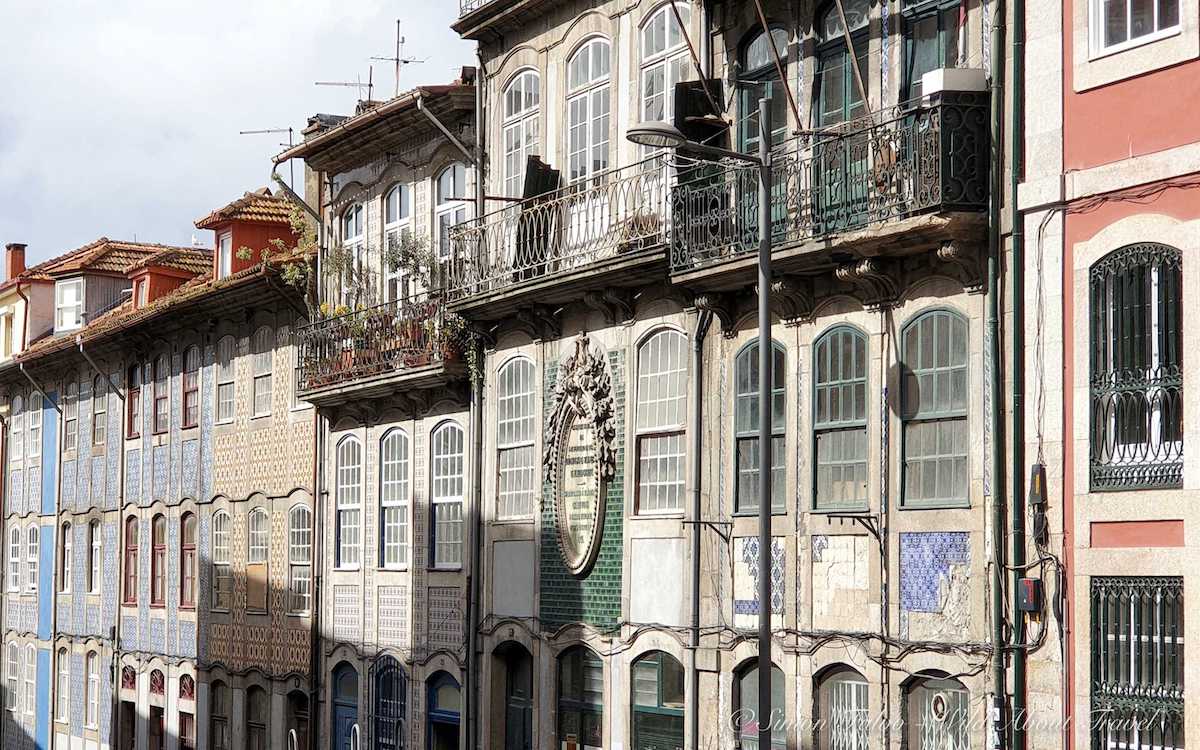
545,333,616,577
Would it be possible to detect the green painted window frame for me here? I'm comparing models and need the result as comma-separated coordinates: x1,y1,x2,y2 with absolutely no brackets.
733,340,788,515
812,325,870,512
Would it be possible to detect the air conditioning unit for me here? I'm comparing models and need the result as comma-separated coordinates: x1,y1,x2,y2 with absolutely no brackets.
922,67,988,96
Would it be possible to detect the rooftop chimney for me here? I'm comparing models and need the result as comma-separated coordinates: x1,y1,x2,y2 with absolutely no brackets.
5,243,26,281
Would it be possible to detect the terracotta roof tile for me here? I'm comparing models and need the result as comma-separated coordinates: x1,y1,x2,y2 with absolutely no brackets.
125,247,212,275
194,188,294,229
34,238,206,278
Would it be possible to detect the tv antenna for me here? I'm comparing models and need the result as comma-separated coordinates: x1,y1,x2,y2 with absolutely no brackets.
239,127,296,191
315,66,374,104
370,19,424,98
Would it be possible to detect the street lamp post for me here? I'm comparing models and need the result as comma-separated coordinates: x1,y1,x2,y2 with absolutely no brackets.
628,97,774,748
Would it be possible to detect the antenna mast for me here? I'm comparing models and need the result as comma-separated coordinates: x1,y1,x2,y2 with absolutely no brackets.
239,128,297,190
370,19,423,98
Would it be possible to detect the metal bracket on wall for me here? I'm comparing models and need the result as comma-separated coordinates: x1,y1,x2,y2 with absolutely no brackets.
18,362,62,414
825,512,882,551
77,336,125,401
682,518,733,545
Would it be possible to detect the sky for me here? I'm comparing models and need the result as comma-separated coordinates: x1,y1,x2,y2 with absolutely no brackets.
0,1,475,265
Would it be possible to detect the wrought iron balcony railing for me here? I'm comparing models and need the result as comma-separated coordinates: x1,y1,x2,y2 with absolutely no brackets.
459,0,494,15
446,155,672,301
295,295,455,394
1090,366,1183,491
670,93,989,272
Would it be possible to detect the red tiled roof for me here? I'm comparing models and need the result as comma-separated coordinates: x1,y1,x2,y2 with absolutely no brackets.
33,238,206,278
194,188,295,229
124,247,213,275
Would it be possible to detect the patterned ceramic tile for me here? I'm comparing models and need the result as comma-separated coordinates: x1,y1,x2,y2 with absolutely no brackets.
899,531,971,613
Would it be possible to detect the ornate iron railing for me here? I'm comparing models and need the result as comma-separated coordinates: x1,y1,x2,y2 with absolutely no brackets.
670,93,989,272
458,0,495,15
446,155,672,300
1090,367,1183,491
295,295,453,394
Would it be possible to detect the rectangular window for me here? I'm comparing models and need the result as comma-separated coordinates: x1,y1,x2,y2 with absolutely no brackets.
901,312,969,507
636,331,687,513
380,432,410,567
85,653,99,728
252,328,273,417
126,365,141,439
63,384,77,453
182,347,200,428
26,526,38,593
1091,576,1184,750
93,378,108,447
212,513,231,611
1093,0,1180,55
28,394,41,459
734,344,786,514
217,336,235,423
336,438,362,569
153,356,169,434
217,233,232,279
496,360,536,519
813,328,869,510
289,508,312,613
89,523,101,594
902,3,962,102
55,279,84,330
180,711,195,750
8,399,21,461
432,425,465,568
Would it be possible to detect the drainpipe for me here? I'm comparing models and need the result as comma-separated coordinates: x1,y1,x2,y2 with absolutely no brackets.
309,409,325,750
689,309,712,750
986,1,1008,747
1009,0,1028,744
466,341,485,750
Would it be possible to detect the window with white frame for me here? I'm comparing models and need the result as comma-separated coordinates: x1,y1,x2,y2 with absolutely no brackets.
252,327,273,417
217,335,236,423
636,330,687,513
26,525,37,592
28,393,41,459
55,647,68,722
288,505,312,613
431,422,465,568
23,644,33,716
211,511,232,611
380,429,410,568
435,163,468,261
335,436,362,568
64,381,78,452
640,4,692,135
9,395,22,461
6,643,17,713
153,354,169,434
92,376,107,447
180,513,196,608
502,70,541,198
55,278,84,330
85,651,99,728
496,358,535,520
339,203,365,306
217,232,233,279
182,345,200,428
384,184,413,302
88,520,101,594
819,667,870,750
58,522,71,593
567,39,611,183
1092,0,1180,56
8,526,19,592
246,507,269,612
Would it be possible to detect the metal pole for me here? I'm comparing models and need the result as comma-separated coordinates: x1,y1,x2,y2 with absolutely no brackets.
756,95,774,750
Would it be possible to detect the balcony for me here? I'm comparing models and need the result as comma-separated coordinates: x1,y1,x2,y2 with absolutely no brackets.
459,0,492,14
295,295,464,406
1090,366,1183,491
446,155,672,321
669,92,989,289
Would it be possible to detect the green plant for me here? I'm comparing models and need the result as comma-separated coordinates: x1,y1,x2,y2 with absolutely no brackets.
384,231,437,289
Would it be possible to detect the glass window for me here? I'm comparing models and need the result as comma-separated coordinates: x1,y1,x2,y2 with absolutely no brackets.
567,40,611,183
375,656,408,750
56,278,84,330
252,327,273,417
816,0,870,128
28,393,41,459
817,668,869,750
85,651,100,727
64,381,78,452
431,422,465,568
23,644,34,716
150,515,166,605
247,686,268,750
288,505,312,613
739,28,790,152
9,395,22,461
336,436,363,568
26,524,38,593
901,310,969,507
384,184,413,302
1094,0,1180,53
216,335,236,423
59,522,71,593
182,345,200,428
813,327,869,510
8,525,20,592
5,643,17,713
632,652,685,750
497,358,536,520
123,516,138,603
436,163,468,261
246,508,269,612
126,365,141,439
211,681,230,750
903,674,969,750
559,647,603,750
636,330,688,513
640,4,692,131
217,232,233,279
734,341,786,513
380,430,410,567
88,521,101,593
153,354,169,434
180,513,196,608
212,511,231,610
56,648,69,722
93,376,108,447
734,662,785,749
502,70,541,197
902,1,962,101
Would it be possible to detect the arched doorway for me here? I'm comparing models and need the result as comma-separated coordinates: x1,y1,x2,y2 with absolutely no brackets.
427,671,461,750
375,655,408,750
558,646,603,750
331,662,359,750
494,642,533,750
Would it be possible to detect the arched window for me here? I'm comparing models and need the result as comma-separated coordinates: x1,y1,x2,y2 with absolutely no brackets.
153,354,169,434
739,27,790,152
286,691,310,750
23,644,35,717
55,647,69,722
380,429,410,567
815,0,869,128
341,203,365,254
5,643,16,713
733,661,785,748
335,436,363,568
252,326,273,417
212,510,232,610
247,685,269,750
26,524,38,593
502,70,541,197
123,517,138,604
9,394,22,461
126,364,141,439
640,4,692,128
93,375,108,447
8,525,20,592
427,671,461,748
121,665,136,690
150,669,165,696
180,512,196,608
496,358,535,520
903,673,969,750
436,163,468,261
496,642,533,748
734,341,786,513
636,329,688,513
815,666,869,750
149,514,166,605
182,345,200,428
375,656,408,750
85,651,99,727
567,39,611,183
211,680,230,750
64,381,78,452
1089,243,1183,490
247,507,269,613
216,335,236,423
88,520,101,594
558,647,602,750
28,392,41,459
632,651,685,750
288,505,312,613
331,663,359,750
179,674,195,701
431,422,465,568
813,326,869,510
384,184,413,301
901,310,969,507
58,522,72,593
179,674,196,749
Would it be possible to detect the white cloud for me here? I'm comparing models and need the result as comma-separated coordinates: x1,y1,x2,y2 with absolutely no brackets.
0,0,474,261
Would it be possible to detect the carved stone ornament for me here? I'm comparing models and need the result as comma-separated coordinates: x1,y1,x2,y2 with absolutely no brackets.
544,333,618,577
835,257,902,310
